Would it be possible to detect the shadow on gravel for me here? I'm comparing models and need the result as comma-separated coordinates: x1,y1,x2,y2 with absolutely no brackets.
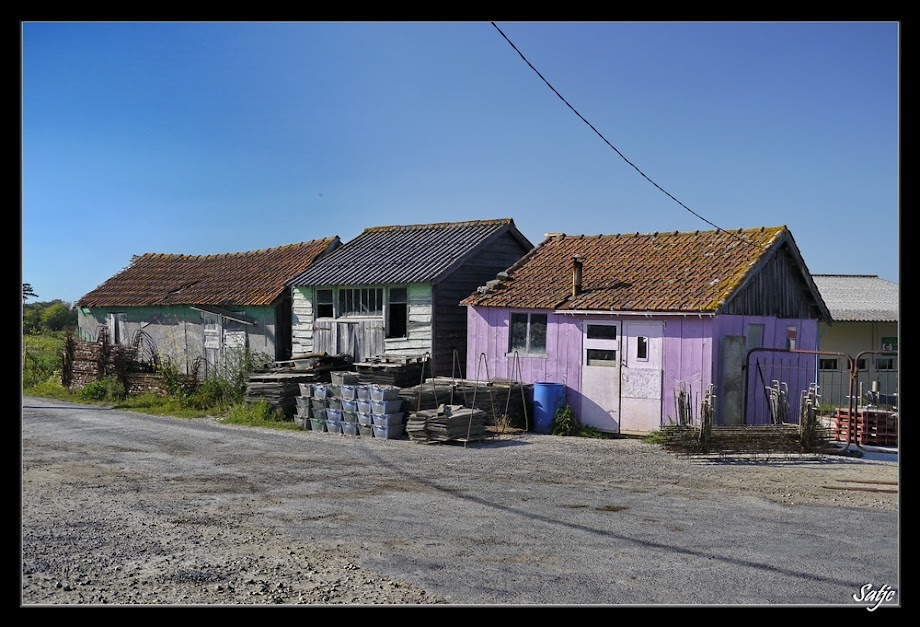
354,443,876,590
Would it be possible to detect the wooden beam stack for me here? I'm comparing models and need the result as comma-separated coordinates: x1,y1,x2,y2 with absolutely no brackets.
406,404,489,443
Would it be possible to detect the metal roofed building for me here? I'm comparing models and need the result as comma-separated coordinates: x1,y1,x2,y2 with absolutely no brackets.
812,274,899,405
288,219,533,377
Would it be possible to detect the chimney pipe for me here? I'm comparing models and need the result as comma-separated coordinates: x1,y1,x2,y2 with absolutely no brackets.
572,254,585,298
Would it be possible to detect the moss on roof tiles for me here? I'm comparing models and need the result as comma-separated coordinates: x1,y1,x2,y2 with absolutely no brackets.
76,237,339,308
462,225,788,313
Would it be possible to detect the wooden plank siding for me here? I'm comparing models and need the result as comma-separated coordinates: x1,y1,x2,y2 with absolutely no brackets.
290,287,315,355
722,245,821,318
292,284,435,361
430,232,533,377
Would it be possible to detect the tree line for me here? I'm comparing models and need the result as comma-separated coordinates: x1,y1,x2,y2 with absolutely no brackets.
23,283,77,335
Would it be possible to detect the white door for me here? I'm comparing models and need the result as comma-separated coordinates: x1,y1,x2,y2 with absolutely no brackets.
620,321,664,434
579,321,621,433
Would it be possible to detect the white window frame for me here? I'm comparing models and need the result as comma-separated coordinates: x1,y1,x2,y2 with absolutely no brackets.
508,311,548,356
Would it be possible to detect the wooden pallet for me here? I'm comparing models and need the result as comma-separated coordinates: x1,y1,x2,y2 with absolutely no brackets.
833,408,898,446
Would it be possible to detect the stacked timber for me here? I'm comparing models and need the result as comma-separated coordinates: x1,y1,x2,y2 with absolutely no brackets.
245,371,328,418
398,378,531,428
354,355,430,387
406,404,488,443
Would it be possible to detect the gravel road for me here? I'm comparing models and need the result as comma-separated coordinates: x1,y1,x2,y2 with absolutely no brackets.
21,396,900,607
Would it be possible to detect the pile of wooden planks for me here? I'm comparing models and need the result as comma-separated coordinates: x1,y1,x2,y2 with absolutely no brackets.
406,404,489,443
354,355,430,387
398,378,531,429
245,371,328,418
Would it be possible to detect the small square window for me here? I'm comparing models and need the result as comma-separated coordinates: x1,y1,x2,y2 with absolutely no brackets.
820,358,838,370
316,289,334,318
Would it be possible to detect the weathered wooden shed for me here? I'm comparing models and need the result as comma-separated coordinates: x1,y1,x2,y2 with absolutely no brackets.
288,219,533,377
461,226,832,435
75,238,341,376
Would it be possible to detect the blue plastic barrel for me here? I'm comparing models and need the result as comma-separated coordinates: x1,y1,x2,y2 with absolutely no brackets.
532,383,565,434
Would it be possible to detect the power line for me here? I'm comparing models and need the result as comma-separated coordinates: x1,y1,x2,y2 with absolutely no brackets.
491,22,760,247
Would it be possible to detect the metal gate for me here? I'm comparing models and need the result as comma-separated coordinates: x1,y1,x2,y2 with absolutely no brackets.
744,348,898,445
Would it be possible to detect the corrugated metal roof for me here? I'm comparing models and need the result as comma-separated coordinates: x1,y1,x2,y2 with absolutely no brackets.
76,237,340,308
462,226,802,313
290,219,530,287
812,274,899,322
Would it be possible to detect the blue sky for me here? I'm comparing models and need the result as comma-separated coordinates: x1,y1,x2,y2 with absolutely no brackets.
22,21,899,305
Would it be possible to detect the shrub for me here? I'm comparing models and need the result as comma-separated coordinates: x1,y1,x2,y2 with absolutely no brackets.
26,377,71,400
183,376,240,410
78,377,126,402
221,401,298,430
550,404,580,436
156,357,197,398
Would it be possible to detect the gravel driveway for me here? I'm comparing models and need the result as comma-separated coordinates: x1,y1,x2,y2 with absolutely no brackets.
21,396,900,607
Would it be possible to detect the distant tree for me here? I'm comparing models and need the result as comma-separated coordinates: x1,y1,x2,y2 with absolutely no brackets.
40,302,75,332
23,299,76,334
22,308,42,334
23,283,38,301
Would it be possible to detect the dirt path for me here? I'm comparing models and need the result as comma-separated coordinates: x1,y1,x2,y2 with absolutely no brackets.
21,397,900,606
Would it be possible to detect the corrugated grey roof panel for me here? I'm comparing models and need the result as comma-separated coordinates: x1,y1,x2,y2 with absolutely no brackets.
812,274,899,322
291,219,523,286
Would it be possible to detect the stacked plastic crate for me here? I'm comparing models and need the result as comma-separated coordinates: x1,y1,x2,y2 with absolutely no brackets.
339,382,360,436
370,384,405,439
355,385,375,437
310,384,329,432
324,384,345,434
294,382,313,429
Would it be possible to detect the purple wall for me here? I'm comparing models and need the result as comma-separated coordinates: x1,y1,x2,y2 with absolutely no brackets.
661,317,714,424
466,306,584,412
466,306,820,429
713,315,820,425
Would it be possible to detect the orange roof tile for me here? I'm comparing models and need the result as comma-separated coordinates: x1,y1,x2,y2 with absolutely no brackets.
462,226,789,313
76,238,340,308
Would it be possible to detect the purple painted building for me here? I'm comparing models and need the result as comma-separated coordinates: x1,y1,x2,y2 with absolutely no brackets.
461,226,831,434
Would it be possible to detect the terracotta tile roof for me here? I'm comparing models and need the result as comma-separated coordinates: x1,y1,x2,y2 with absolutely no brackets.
290,219,532,287
462,226,794,313
812,274,899,322
76,237,340,308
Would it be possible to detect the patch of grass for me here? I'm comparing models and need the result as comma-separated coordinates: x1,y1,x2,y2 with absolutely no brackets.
22,333,65,389
642,429,667,444
112,393,214,419
23,377,74,401
218,401,302,431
